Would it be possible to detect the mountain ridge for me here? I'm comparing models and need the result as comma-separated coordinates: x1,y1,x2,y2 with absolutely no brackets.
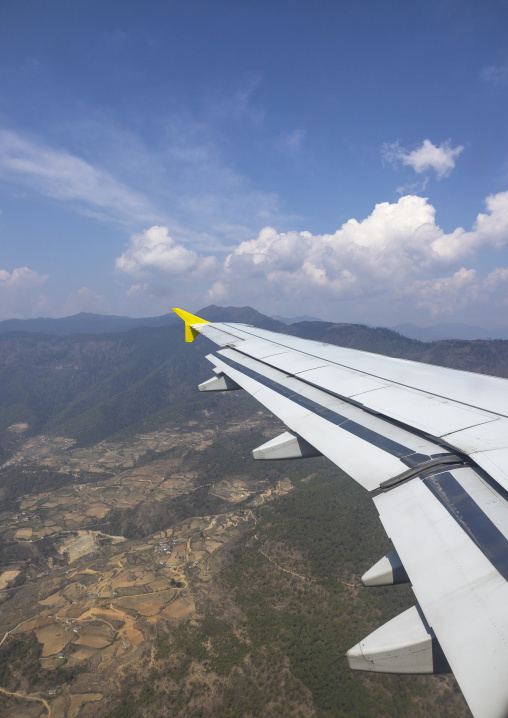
392,322,508,342
0,311,179,336
3,307,506,342
2,304,508,463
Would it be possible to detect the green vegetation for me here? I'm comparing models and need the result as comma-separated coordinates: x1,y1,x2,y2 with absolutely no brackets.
104,425,289,540
0,325,213,455
106,483,230,540
222,471,469,717
0,636,41,690
0,638,88,701
158,617,249,676
0,465,113,511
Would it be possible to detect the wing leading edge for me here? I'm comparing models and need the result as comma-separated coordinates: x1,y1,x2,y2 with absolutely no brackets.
173,309,508,718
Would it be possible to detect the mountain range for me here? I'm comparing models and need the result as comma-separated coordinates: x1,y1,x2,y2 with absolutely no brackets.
2,310,507,342
391,322,508,341
0,311,178,335
2,304,508,464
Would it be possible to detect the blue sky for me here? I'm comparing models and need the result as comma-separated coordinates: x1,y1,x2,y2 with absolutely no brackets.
1,0,508,325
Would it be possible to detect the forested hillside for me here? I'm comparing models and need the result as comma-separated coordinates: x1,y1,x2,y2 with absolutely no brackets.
1,305,508,464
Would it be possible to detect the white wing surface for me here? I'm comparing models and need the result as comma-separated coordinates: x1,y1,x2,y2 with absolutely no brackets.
173,310,508,718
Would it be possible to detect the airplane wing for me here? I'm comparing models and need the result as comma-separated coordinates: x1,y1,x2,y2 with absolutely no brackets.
173,308,508,718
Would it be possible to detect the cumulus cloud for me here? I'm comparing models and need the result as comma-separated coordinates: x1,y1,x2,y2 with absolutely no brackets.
0,266,48,319
383,139,464,179
113,191,508,323
205,190,508,320
115,225,218,281
406,266,508,318
404,268,480,316
0,129,155,223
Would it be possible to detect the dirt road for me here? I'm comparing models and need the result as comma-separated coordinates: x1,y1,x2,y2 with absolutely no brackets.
0,686,50,717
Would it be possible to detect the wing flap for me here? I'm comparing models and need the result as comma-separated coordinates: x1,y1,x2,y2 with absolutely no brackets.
472,449,508,495
375,468,508,718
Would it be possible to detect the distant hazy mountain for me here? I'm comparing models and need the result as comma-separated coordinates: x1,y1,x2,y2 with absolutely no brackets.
271,314,324,324
2,304,508,461
0,311,179,335
3,311,507,344
392,322,508,342
0,305,284,336
198,304,284,330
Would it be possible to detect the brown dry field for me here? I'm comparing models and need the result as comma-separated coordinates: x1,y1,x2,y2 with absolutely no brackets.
0,500,257,713
162,595,196,619
0,416,288,717
35,624,72,657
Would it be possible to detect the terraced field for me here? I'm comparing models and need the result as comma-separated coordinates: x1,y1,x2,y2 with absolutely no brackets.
0,411,292,717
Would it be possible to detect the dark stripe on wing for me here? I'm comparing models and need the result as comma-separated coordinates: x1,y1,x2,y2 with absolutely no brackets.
218,354,438,467
424,471,508,582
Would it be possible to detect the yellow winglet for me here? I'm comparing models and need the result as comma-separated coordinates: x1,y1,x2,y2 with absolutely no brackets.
172,308,210,342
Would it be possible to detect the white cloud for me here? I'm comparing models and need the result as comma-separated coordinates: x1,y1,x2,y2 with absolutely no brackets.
404,268,480,317
0,130,156,224
126,282,148,296
112,190,508,324
383,139,464,179
406,266,508,318
0,266,49,320
115,225,218,282
60,112,287,246
200,190,508,321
